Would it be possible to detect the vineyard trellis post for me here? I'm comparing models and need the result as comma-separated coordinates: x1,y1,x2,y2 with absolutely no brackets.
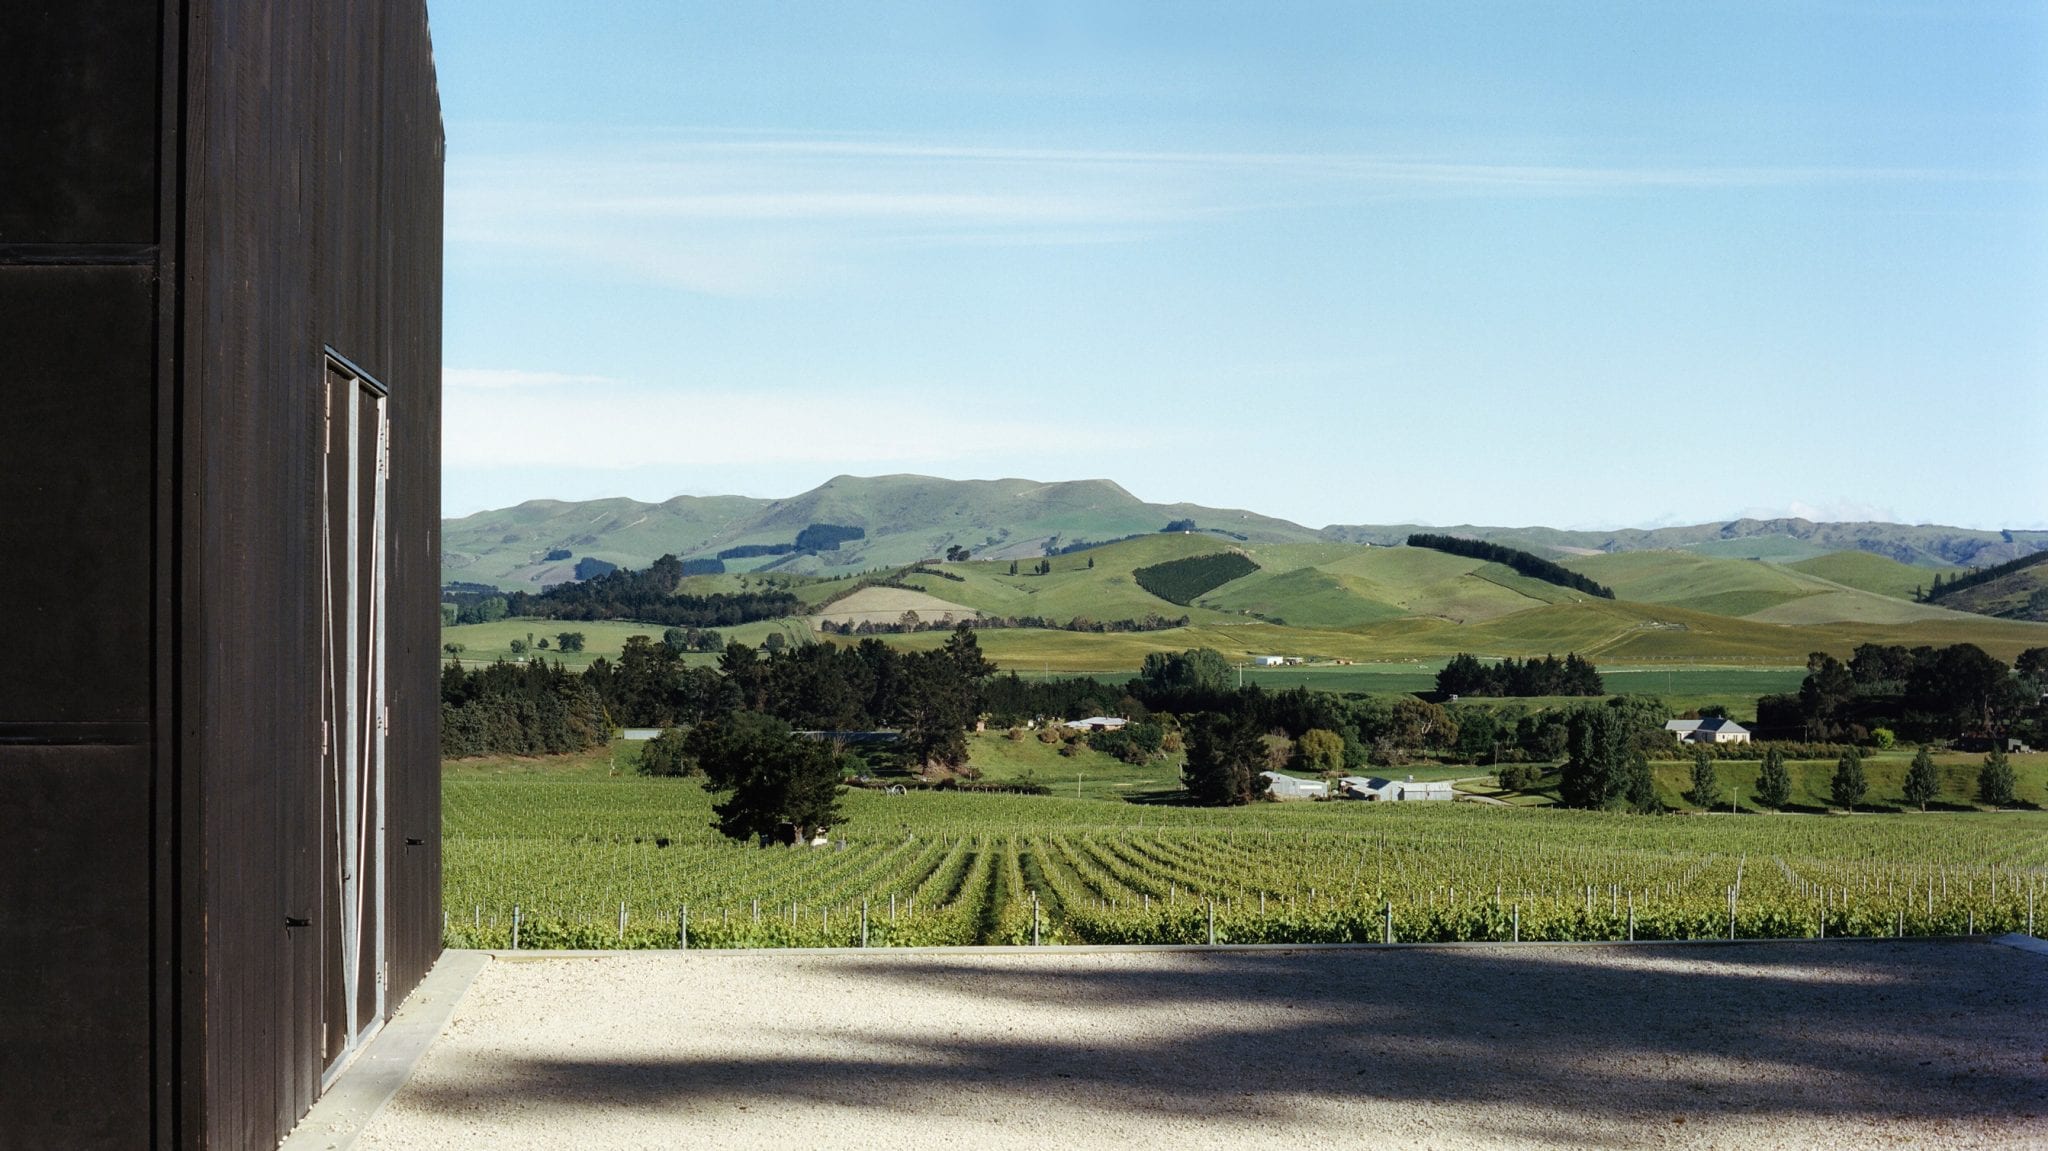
861,901,869,947
678,903,688,950
511,905,521,951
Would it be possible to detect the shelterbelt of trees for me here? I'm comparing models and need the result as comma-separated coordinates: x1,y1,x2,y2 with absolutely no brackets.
1435,652,1604,698
441,629,2048,815
1762,642,2048,744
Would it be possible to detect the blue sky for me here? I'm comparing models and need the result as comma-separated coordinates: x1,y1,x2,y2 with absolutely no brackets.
430,1,2046,530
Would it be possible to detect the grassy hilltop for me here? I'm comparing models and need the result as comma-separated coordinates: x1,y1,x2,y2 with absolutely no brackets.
443,474,2047,593
441,476,2048,690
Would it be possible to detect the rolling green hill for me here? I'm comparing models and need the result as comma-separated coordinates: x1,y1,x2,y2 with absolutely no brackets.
443,474,1319,590
442,477,2048,678
445,475,2047,593
1787,551,1963,600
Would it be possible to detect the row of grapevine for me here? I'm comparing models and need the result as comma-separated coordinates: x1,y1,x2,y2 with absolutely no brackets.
443,777,2048,950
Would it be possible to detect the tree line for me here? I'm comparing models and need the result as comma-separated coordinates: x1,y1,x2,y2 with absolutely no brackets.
1405,534,1614,599
505,554,800,626
1760,642,2047,745
1918,550,2048,603
1435,652,1603,698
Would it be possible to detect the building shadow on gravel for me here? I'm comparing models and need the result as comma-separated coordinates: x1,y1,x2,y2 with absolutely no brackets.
400,940,2047,1146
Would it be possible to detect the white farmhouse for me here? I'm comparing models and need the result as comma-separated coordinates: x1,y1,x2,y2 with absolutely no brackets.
1664,717,1751,745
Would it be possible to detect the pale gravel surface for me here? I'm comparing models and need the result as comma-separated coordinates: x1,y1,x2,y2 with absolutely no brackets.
361,940,2046,1150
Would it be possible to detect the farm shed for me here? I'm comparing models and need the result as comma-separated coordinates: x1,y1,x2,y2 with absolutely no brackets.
0,4,443,1149
1064,716,1129,732
1260,771,1330,799
1340,776,1456,801
1254,655,1288,667
1665,717,1752,744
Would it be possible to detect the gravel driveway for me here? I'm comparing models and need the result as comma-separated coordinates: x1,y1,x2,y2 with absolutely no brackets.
358,939,2047,1150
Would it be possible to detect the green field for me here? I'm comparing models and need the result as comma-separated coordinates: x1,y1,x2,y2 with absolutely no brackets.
442,746,2048,950
1787,551,1960,600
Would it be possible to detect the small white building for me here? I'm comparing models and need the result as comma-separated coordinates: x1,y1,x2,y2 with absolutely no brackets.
1664,717,1751,745
620,728,665,741
1063,716,1128,732
1260,771,1329,800
1339,775,1456,802
1254,655,1287,667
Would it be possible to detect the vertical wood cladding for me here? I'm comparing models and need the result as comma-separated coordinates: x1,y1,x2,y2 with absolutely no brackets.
0,2,160,242
0,266,155,725
182,2,443,1147
0,4,442,1149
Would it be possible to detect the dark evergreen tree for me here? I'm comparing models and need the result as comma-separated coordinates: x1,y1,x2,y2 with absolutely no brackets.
1755,746,1791,810
1687,746,1724,808
1181,712,1270,806
1902,745,1940,811
1830,748,1867,811
1977,748,2017,808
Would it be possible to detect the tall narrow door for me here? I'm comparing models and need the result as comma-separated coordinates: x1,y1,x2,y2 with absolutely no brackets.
320,354,389,1081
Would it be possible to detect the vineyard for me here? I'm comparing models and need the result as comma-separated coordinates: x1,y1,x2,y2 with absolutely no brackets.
443,775,2048,950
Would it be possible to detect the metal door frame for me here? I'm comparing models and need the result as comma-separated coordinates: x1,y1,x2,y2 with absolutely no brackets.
320,348,389,1086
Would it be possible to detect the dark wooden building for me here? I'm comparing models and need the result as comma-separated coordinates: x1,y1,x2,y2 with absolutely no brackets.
1,3,444,1148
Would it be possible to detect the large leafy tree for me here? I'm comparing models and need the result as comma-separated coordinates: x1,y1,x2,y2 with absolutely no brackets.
1902,746,1940,811
1182,712,1270,806
1139,647,1233,694
1560,705,1655,812
895,625,995,768
688,712,845,843
1798,652,1856,739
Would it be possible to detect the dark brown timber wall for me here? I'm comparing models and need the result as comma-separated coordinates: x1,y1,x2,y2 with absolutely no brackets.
0,3,443,1149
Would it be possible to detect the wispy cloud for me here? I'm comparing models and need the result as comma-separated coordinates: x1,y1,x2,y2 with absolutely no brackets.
449,131,2007,296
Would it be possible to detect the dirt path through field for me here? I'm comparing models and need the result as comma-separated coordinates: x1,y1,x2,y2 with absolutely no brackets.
359,940,2046,1150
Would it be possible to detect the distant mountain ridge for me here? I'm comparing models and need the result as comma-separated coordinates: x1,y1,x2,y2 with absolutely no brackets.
442,473,2047,591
